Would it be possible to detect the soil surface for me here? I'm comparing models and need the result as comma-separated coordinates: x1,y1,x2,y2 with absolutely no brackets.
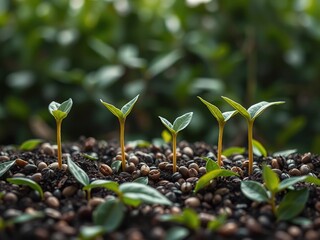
1,137,320,240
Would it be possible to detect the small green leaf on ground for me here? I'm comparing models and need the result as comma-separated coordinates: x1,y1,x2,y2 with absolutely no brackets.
240,181,269,203
7,177,44,200
67,156,90,187
0,160,16,178
19,139,43,151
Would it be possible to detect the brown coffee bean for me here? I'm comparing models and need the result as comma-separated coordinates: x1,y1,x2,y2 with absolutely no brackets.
99,163,113,176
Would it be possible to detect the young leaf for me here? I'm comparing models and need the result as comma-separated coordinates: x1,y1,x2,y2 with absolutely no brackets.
100,101,123,119
7,177,44,200
111,160,122,172
120,182,172,206
19,139,43,151
240,181,269,203
278,176,307,192
121,94,139,118
248,101,285,120
0,160,16,178
159,116,174,132
133,177,148,185
194,169,238,193
49,98,73,121
67,156,90,187
203,157,220,172
160,208,200,230
172,112,193,133
93,198,125,233
207,214,227,231
262,165,280,193
272,149,297,157
222,147,245,157
165,226,189,240
83,179,120,194
277,188,309,221
252,139,267,157
10,211,44,224
221,96,250,119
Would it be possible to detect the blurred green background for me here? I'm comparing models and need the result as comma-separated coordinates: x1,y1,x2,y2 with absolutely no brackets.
1,0,320,153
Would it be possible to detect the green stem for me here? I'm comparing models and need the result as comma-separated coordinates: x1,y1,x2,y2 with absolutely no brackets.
217,122,225,167
56,119,62,169
172,133,177,172
119,118,126,172
270,192,277,215
247,120,254,175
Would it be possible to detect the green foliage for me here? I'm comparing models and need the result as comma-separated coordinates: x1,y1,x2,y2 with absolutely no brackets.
194,168,238,193
100,95,139,171
222,96,284,175
7,177,44,200
19,139,43,151
198,96,237,166
68,156,172,206
159,112,193,172
0,160,16,178
222,147,246,157
241,165,320,221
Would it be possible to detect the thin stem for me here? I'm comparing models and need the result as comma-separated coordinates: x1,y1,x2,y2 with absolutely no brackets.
172,133,177,172
119,118,126,172
270,192,277,215
247,120,254,175
217,122,225,167
56,119,62,169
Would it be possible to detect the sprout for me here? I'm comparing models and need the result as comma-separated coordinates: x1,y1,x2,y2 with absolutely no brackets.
100,95,139,171
159,112,193,172
48,98,73,169
222,96,284,175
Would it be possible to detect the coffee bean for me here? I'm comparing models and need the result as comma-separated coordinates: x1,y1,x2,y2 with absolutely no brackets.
62,186,77,198
46,196,60,208
99,163,113,176
185,197,200,208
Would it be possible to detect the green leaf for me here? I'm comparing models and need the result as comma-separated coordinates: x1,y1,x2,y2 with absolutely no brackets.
252,139,267,157
93,198,125,232
79,226,105,240
221,96,250,120
7,177,44,200
0,160,16,178
272,149,297,157
262,165,279,193
19,139,43,151
121,94,139,118
111,160,122,172
120,182,172,206
222,147,245,157
100,100,123,119
10,211,44,224
248,101,285,120
278,176,307,192
194,169,238,193
49,98,73,121
122,196,142,207
82,153,99,161
222,110,238,121
165,226,189,240
304,175,320,186
133,177,148,185
203,157,220,172
159,116,174,132
172,112,193,133
207,214,227,231
197,96,224,122
67,156,90,187
240,181,269,203
277,188,309,221
83,180,120,194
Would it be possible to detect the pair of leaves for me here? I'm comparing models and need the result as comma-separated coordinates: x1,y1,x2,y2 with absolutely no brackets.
198,96,237,123
241,165,320,221
67,156,171,206
159,112,193,135
49,98,73,121
194,158,238,193
221,96,285,122
100,94,139,121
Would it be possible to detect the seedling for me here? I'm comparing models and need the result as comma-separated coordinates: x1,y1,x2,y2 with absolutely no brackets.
159,112,193,172
100,94,139,171
222,96,284,175
48,98,73,169
198,96,237,167
241,165,320,221
194,158,238,193
7,177,44,200
68,156,171,206
0,160,16,178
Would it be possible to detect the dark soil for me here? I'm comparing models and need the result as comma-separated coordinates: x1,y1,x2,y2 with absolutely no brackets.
1,137,320,240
